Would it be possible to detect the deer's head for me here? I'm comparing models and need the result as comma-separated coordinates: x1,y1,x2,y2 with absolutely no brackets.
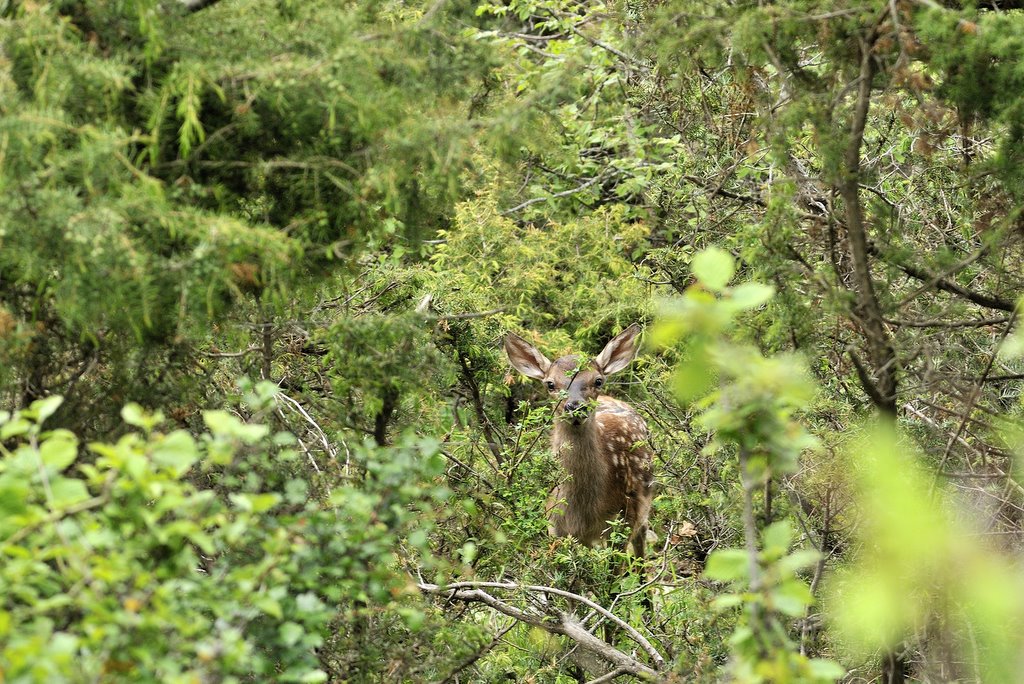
504,324,642,426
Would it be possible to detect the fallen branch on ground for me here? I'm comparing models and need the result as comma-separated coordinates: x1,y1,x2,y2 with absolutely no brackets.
418,580,662,679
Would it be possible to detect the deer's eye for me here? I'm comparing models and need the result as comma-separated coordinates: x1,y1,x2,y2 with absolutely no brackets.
546,381,556,390
594,377,604,388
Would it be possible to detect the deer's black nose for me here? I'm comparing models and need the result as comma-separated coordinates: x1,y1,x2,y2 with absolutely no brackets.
565,400,582,413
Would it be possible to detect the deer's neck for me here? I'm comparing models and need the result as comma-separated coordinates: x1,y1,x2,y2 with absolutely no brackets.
552,420,608,497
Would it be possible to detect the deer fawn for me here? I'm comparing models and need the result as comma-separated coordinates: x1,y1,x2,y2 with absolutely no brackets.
504,324,654,557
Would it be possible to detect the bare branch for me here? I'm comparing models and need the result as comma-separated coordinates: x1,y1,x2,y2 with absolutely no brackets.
680,174,766,207
848,347,890,409
418,581,662,678
422,580,663,668
887,257,1018,313
585,667,631,684
276,391,336,464
564,22,646,67
197,345,260,358
932,312,1018,490
437,308,507,321
973,373,1024,384
885,317,1011,329
501,173,607,215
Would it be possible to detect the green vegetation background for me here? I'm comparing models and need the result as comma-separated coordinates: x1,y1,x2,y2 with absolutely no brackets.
3,0,1024,681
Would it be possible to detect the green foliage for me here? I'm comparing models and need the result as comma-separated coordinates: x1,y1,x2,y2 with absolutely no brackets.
657,250,839,682
324,311,447,434
830,424,1024,683
0,0,493,428
5,0,1024,680
0,394,449,681
657,249,814,471
428,201,654,336
914,9,1024,197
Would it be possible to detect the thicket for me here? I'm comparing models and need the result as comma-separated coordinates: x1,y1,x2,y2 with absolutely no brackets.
3,0,1024,682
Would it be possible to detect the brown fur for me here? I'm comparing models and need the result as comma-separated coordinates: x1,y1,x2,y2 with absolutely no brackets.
505,325,655,557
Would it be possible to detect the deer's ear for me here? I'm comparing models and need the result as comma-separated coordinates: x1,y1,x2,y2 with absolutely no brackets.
504,333,552,380
594,324,642,375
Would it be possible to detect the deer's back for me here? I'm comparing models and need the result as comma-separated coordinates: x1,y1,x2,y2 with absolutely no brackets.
593,396,654,495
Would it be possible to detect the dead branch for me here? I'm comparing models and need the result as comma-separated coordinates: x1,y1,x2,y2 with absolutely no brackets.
585,667,632,684
418,581,662,679
885,317,1011,329
501,172,608,215
888,258,1017,313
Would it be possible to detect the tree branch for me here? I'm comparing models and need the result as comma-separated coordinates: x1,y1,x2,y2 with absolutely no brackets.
885,316,1011,328
422,580,663,668
418,581,662,678
837,32,898,415
585,667,631,684
887,258,1017,313
501,173,608,215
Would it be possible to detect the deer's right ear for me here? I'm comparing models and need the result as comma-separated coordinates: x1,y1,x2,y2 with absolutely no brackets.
504,333,552,380
594,323,642,375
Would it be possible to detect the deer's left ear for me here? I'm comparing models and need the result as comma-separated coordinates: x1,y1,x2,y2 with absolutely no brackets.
594,324,642,375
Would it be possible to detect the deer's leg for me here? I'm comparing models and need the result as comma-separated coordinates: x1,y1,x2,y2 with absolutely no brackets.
628,469,656,556
546,485,570,538
624,492,650,559
624,490,655,614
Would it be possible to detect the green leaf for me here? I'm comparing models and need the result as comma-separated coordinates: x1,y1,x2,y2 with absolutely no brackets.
408,529,428,549
190,530,216,555
671,352,715,404
762,520,792,553
279,621,305,647
255,595,283,619
398,606,426,631
202,409,239,434
770,579,815,617
203,410,270,443
1,417,31,439
999,328,1024,359
121,403,146,427
728,282,774,310
39,432,79,471
649,317,686,348
296,593,325,614
459,540,477,564
704,548,750,582
777,549,822,576
120,404,165,432
807,658,847,679
229,493,281,513
691,247,735,291
728,625,754,649
31,396,64,424
0,476,30,515
151,430,199,476
710,593,744,610
285,477,309,504
49,478,89,507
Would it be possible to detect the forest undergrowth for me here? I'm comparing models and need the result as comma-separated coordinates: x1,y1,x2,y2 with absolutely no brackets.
4,0,1024,681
